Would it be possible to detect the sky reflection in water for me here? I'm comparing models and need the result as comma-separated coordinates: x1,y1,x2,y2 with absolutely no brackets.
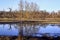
39,24,60,33
0,24,19,36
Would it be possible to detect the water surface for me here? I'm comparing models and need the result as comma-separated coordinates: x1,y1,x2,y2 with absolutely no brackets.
0,23,60,37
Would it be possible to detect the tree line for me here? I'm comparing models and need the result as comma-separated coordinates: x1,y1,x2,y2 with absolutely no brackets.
18,0,60,20
0,0,60,19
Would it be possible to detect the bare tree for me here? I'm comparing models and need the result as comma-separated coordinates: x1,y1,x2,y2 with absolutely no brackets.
25,1,30,11
30,2,39,11
19,0,24,11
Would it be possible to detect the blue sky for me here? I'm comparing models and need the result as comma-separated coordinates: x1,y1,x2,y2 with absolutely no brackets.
0,0,60,12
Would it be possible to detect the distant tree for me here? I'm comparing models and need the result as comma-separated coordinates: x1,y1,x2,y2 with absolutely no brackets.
30,2,39,12
24,1,30,19
19,0,24,18
57,10,60,18
19,0,24,11
25,1,30,11
51,11,55,18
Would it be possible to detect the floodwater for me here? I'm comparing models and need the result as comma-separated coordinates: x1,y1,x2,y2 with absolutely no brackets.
0,23,60,37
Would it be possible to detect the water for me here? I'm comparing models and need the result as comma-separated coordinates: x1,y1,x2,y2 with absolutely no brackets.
0,24,19,36
0,23,60,37
22,23,60,37
36,24,60,37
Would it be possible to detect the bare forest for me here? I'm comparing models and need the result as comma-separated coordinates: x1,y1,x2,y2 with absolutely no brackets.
0,0,60,21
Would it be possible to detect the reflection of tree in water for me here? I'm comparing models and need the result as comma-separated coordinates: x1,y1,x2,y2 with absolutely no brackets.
23,23,40,36
39,23,48,28
50,24,55,26
56,24,60,27
6,24,18,30
50,24,60,27
15,23,49,37
16,23,40,36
